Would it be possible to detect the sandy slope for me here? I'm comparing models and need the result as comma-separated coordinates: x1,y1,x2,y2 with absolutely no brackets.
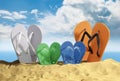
0,59,120,81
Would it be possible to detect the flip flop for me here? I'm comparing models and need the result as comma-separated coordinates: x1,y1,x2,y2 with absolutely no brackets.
28,25,42,62
74,21,92,61
49,42,61,64
11,26,33,63
36,43,51,65
87,23,110,62
74,42,86,64
61,41,74,64
37,42,61,65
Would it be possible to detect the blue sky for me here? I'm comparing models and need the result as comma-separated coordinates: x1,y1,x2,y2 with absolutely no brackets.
0,0,63,25
0,0,63,12
0,0,120,61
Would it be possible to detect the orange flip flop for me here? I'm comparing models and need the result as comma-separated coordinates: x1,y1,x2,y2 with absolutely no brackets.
74,21,92,61
87,23,110,62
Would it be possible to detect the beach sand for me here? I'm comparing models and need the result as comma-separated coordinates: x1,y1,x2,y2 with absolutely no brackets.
0,59,120,81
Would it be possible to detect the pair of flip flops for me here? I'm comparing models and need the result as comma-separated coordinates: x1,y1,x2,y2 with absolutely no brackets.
74,21,110,62
11,25,42,63
61,41,86,64
36,42,60,65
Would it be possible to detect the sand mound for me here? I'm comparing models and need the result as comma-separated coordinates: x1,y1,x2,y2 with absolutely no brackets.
0,59,120,81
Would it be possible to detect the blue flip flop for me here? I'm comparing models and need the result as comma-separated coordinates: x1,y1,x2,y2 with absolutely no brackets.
74,42,86,64
61,41,86,64
61,41,74,64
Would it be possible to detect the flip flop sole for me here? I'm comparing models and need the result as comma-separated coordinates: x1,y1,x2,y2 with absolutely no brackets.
36,43,51,65
28,25,42,62
28,25,42,49
74,21,92,61
49,42,60,64
74,42,86,63
87,23,110,62
61,41,74,64
61,41,73,51
11,26,33,63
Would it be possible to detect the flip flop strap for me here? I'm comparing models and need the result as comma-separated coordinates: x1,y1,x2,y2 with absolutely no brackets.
16,32,36,55
28,32,33,41
16,32,22,55
81,31,91,42
80,31,100,57
88,33,100,57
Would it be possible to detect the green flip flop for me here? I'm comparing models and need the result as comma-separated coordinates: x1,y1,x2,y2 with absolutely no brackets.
49,42,61,64
36,42,61,65
36,43,51,65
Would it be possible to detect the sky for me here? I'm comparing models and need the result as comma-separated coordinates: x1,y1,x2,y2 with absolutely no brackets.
0,0,120,59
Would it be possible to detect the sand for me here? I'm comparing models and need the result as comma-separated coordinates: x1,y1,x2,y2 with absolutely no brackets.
0,59,120,81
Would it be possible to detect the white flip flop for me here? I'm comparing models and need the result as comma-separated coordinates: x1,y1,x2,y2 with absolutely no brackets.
11,26,33,63
28,25,42,62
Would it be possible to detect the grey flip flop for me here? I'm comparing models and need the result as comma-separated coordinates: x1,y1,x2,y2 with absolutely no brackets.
11,26,33,63
28,25,42,62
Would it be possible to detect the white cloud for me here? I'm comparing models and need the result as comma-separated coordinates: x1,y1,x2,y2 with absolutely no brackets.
0,24,13,39
30,9,45,19
38,0,120,35
0,10,27,21
106,0,120,18
36,0,120,52
31,9,43,20
31,9,38,18
42,34,75,46
19,11,27,14
0,10,12,15
38,0,109,45
98,15,112,21
12,12,26,19
0,23,26,40
14,23,26,28
38,5,90,39
105,39,120,52
63,0,84,5
31,9,38,14
2,16,15,21
63,0,120,21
